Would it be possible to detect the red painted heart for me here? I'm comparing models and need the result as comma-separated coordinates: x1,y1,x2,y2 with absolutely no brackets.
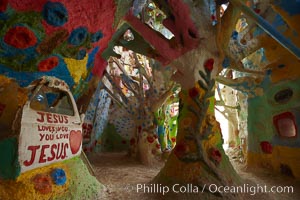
69,130,82,154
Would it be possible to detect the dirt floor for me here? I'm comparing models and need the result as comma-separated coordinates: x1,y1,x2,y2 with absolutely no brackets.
88,151,300,200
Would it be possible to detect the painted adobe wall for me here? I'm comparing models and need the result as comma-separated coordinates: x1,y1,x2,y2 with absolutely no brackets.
247,74,300,178
245,0,300,178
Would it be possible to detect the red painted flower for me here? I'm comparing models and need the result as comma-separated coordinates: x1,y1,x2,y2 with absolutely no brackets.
260,141,272,154
137,126,142,133
130,138,136,145
204,58,214,72
174,141,189,158
0,0,8,12
121,140,127,144
209,147,222,164
171,137,176,143
156,144,161,149
33,174,52,194
38,56,59,72
4,26,37,49
189,87,199,98
147,136,154,143
254,8,261,14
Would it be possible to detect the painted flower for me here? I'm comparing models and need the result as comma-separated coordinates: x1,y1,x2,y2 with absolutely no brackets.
188,87,199,98
171,137,176,143
137,126,142,133
147,136,154,143
204,58,214,72
0,0,8,12
156,144,161,149
209,147,222,164
51,168,67,186
260,141,272,154
42,1,68,26
130,138,136,145
38,56,59,72
68,27,88,46
231,30,238,40
4,26,37,49
33,174,52,194
91,31,103,43
174,141,189,159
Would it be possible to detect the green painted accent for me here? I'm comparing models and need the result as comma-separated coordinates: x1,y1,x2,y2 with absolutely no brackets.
168,116,178,138
0,137,21,180
98,123,129,152
154,108,165,126
208,96,215,114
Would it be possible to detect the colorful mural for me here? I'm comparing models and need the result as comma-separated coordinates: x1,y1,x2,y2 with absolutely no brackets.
247,75,300,178
0,75,103,199
0,0,116,96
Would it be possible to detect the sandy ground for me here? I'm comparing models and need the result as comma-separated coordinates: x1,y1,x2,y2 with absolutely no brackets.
88,151,300,200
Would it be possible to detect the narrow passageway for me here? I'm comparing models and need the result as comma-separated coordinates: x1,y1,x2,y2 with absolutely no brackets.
90,152,300,200
1,1,300,199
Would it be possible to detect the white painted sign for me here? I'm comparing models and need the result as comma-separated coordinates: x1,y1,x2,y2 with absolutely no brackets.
18,77,82,172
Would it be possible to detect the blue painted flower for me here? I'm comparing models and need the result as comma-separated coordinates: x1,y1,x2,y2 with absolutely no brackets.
231,30,238,40
42,2,68,27
76,49,86,60
68,27,88,46
91,31,103,43
51,168,66,186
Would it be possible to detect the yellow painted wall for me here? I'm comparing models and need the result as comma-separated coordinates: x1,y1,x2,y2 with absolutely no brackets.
247,146,300,178
0,162,69,200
